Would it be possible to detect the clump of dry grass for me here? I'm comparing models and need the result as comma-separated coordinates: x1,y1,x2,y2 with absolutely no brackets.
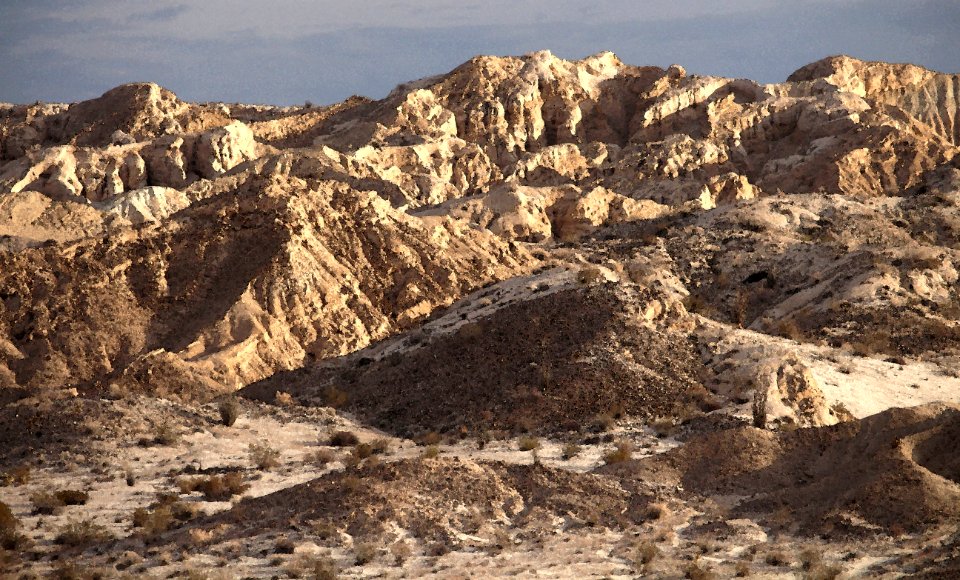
275,391,296,407
390,540,412,565
55,519,113,547
328,431,359,447
421,445,441,459
178,473,249,501
249,443,281,470
0,500,29,551
285,553,338,579
312,449,337,466
29,489,89,515
0,465,30,487
561,442,581,459
685,560,718,580
517,435,540,451
645,502,670,521
354,542,378,565
322,386,349,408
632,539,659,568
603,441,633,464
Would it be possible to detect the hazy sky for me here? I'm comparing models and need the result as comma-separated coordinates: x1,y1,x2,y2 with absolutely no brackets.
2,0,959,105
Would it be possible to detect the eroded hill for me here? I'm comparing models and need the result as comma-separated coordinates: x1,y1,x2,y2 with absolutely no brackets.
1,51,959,578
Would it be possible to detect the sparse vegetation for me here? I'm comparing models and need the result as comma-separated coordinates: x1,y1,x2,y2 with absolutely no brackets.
322,386,349,408
275,391,296,406
1,465,30,487
390,540,412,565
178,473,249,501
685,561,718,580
329,431,359,447
354,542,378,565
645,502,670,521
285,553,338,579
249,443,281,470
632,539,659,568
152,420,181,446
218,398,241,426
421,445,441,459
517,435,540,451
602,441,633,464
29,489,89,515
313,448,337,465
561,442,581,459
55,519,113,547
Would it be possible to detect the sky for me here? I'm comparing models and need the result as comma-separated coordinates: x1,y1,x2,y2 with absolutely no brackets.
1,0,959,106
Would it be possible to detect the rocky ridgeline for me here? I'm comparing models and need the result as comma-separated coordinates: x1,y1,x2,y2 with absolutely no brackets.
0,51,958,416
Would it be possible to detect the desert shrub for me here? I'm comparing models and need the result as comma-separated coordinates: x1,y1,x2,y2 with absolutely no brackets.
328,431,359,447
275,537,296,554
765,550,791,566
829,402,855,422
313,449,336,465
633,540,659,567
370,438,390,454
685,561,718,580
421,445,440,459
218,398,241,427
30,491,64,515
249,443,281,471
55,490,89,506
285,553,338,579
275,391,296,407
517,435,540,451
603,441,633,464
419,431,442,446
55,519,113,547
1,465,30,487
561,442,581,460
342,475,363,494
735,561,751,577
179,473,249,501
352,443,374,460
152,421,180,446
592,413,616,432
645,502,670,521
390,540,411,565
0,500,29,550
322,386,349,408
354,542,377,565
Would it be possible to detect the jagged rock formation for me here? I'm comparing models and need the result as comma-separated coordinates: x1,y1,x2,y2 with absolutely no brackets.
1,50,959,403
2,51,960,579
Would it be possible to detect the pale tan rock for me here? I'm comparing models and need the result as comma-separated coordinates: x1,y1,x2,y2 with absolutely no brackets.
753,356,835,428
